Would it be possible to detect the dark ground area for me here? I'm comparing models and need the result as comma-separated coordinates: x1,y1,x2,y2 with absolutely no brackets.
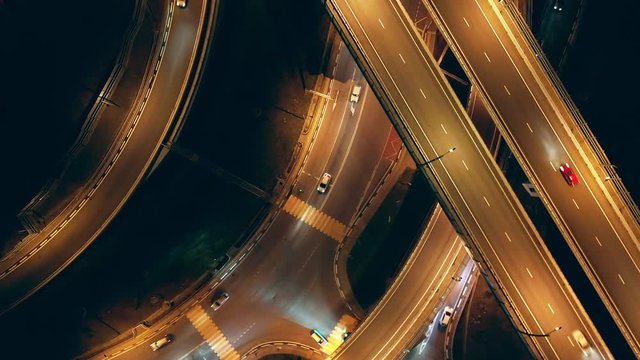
181,0,327,191
452,278,532,360
539,0,640,203
0,0,134,241
0,0,327,358
348,169,436,310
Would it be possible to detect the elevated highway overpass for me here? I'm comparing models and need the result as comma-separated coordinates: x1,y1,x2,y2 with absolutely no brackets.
323,0,611,358
422,0,640,355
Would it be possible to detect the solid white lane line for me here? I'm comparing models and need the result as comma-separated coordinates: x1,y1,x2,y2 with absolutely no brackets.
420,88,427,99
618,273,626,285
462,160,469,171
440,123,448,134
378,18,385,28
595,236,602,247
572,199,580,210
463,17,470,28
503,84,511,95
526,122,533,133
483,196,491,207
526,268,533,278
547,303,555,314
483,51,491,62
399,53,406,64
505,232,512,242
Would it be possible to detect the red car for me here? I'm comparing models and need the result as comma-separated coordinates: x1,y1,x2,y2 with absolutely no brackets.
559,163,579,186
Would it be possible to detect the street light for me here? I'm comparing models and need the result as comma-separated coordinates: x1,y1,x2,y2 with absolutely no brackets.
419,147,456,166
516,326,562,338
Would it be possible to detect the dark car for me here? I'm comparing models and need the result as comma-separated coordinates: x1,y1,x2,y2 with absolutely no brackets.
211,291,230,311
559,163,579,186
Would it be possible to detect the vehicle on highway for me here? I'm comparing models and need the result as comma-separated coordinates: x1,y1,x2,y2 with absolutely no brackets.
572,330,589,350
176,0,187,8
350,85,362,103
552,0,564,11
310,329,328,344
439,306,454,327
211,291,230,310
317,172,332,194
559,163,579,186
150,334,174,351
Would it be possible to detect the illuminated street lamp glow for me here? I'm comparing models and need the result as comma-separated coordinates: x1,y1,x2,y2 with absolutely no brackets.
419,147,456,166
516,325,562,338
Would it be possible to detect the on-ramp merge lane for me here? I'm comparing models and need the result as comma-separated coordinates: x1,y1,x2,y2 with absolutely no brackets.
326,0,610,358
424,0,640,354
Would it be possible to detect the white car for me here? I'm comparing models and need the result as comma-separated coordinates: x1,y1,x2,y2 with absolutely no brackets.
439,306,454,327
150,334,174,351
211,292,230,310
317,173,332,194
572,330,589,350
176,0,187,8
350,85,362,103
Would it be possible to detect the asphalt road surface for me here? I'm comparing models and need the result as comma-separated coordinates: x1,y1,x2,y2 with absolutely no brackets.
334,206,467,360
0,1,211,314
406,257,477,360
107,39,400,360
425,0,640,354
326,0,610,358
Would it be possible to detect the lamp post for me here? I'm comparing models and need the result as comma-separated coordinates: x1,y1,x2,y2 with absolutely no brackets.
516,326,562,338
419,147,456,166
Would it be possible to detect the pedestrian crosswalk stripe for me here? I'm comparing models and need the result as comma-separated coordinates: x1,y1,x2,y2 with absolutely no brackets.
283,196,347,241
319,313,359,355
186,305,240,360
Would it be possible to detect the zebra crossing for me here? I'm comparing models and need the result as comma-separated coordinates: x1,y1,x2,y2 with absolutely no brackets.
186,305,240,360
319,314,359,355
283,196,347,241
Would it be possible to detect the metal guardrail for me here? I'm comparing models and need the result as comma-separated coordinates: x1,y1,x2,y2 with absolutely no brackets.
503,0,640,225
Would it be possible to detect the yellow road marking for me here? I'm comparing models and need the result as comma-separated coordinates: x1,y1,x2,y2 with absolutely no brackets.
283,196,347,242
186,305,240,360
